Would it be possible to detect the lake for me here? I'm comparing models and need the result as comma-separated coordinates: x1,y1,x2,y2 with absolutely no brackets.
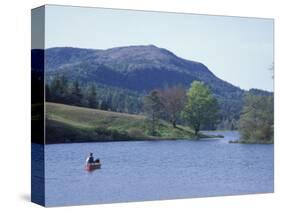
35,131,273,206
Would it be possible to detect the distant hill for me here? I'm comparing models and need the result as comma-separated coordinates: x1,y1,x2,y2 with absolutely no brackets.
44,45,242,97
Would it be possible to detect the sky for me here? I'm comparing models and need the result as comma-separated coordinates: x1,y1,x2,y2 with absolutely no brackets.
44,5,274,91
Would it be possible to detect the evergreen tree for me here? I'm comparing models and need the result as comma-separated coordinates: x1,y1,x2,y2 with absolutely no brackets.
100,100,109,110
45,84,51,101
143,90,163,136
49,75,69,103
70,80,83,106
88,84,98,108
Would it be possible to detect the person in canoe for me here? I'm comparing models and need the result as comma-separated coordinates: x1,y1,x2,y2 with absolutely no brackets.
85,152,101,171
86,152,95,165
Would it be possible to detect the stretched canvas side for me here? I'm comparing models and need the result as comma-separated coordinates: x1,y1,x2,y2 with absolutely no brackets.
31,6,45,206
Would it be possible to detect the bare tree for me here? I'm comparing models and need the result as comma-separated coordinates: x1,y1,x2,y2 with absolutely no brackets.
159,86,186,128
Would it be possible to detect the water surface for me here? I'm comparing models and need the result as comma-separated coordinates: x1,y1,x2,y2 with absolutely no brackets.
40,131,273,206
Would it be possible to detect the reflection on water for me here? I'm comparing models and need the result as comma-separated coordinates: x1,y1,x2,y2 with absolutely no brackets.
33,131,273,207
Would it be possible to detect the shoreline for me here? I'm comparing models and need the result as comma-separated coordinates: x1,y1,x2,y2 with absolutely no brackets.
38,133,224,145
229,140,273,144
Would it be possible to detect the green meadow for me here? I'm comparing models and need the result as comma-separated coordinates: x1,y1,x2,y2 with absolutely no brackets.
46,102,201,144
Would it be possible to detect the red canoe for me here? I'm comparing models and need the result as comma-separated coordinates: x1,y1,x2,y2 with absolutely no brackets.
85,163,101,171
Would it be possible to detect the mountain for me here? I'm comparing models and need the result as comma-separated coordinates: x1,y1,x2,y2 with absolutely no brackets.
44,45,242,98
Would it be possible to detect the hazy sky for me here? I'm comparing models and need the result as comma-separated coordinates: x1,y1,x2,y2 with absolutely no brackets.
45,5,274,91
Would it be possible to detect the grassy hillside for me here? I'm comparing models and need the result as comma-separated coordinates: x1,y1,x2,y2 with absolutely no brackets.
46,102,197,144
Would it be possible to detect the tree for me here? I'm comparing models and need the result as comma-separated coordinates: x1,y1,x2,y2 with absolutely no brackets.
100,100,110,110
70,80,83,106
87,84,98,108
182,81,219,136
45,84,51,101
143,90,163,136
159,86,186,128
49,74,69,103
239,94,273,143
